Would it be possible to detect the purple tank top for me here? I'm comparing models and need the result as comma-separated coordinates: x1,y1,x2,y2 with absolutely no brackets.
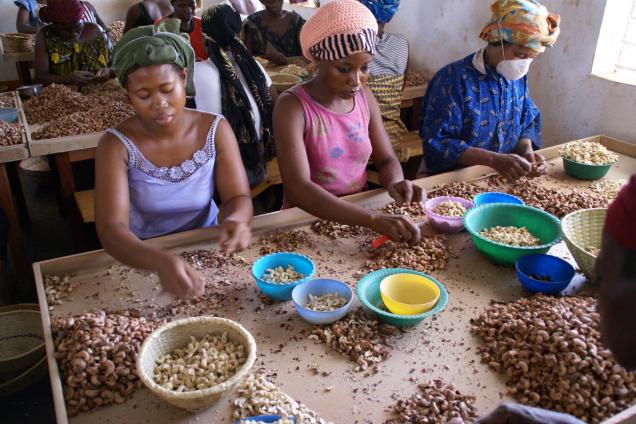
290,85,373,197
107,115,221,240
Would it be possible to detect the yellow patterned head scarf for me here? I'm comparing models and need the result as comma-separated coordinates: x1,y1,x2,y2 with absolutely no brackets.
479,0,560,52
112,19,195,96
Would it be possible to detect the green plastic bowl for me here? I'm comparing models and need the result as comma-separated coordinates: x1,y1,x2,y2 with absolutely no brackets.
356,268,448,327
463,204,562,266
562,157,614,180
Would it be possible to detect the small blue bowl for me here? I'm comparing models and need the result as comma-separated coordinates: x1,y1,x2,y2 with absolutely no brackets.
292,279,353,325
356,268,448,327
235,415,296,423
252,252,315,301
515,254,575,294
0,108,19,123
473,192,524,207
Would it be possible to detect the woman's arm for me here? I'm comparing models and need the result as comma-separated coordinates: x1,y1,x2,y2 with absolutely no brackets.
273,92,420,243
123,3,141,34
213,118,253,254
95,131,203,298
16,7,37,34
366,86,425,204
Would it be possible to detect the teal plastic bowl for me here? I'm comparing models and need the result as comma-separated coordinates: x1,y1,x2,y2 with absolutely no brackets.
463,204,562,266
356,268,448,327
562,157,614,180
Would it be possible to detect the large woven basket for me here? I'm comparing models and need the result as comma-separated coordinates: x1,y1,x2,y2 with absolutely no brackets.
137,316,256,411
0,33,33,53
561,208,607,281
0,304,45,381
269,72,302,93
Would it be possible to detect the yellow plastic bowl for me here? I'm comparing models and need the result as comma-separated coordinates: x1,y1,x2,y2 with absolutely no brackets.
380,273,440,315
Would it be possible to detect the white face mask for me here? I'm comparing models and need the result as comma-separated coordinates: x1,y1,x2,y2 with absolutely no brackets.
496,58,533,81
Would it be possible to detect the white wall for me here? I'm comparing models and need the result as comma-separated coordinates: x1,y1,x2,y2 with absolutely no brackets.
2,0,634,145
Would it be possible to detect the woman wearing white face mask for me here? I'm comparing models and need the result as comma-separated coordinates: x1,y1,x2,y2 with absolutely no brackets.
417,0,560,180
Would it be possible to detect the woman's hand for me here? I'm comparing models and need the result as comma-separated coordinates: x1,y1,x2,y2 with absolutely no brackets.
95,67,113,81
369,212,421,244
387,180,426,205
69,70,96,85
491,153,533,181
156,255,204,298
219,219,251,255
522,151,547,177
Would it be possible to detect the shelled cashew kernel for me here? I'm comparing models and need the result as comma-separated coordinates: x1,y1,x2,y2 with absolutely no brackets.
559,141,619,165
305,293,347,312
262,266,305,284
431,201,467,217
153,333,246,392
480,226,541,247
590,180,626,200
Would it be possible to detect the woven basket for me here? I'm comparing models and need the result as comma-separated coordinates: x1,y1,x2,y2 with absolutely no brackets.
0,33,34,53
0,356,47,397
561,208,607,281
0,304,45,381
269,73,302,93
137,316,257,411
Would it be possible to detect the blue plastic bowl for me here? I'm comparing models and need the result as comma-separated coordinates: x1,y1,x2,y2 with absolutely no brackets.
0,108,19,123
252,252,315,301
515,254,575,294
473,192,524,207
356,268,448,327
235,416,296,424
292,279,353,325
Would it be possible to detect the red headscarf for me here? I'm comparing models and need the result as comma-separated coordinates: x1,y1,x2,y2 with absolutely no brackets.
39,0,85,25
605,174,636,252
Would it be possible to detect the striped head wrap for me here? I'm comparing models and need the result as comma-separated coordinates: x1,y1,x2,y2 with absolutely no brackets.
39,0,84,25
300,0,378,62
480,0,560,52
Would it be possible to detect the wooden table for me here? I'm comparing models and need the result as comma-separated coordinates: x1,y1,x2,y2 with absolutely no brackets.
1,50,34,86
0,91,34,297
33,136,636,424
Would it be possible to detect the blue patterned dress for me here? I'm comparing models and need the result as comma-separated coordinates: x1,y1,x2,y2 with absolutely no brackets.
419,49,541,174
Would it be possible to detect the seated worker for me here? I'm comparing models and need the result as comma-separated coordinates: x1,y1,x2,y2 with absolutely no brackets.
123,0,172,34
418,0,560,180
14,0,45,34
273,0,424,244
469,175,636,424
359,0,410,160
95,21,253,298
242,0,305,65
194,3,277,188
157,0,207,60
34,0,113,86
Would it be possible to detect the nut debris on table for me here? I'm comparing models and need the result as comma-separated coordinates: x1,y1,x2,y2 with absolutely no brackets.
232,372,331,423
471,295,636,423
362,235,449,275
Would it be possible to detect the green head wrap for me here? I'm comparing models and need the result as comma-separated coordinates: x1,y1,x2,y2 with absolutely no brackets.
112,19,195,96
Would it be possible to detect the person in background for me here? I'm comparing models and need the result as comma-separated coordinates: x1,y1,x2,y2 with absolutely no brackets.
273,0,424,244
78,1,108,34
242,0,305,65
0,210,8,305
359,0,409,160
195,3,277,188
95,21,253,299
34,0,112,85
231,0,260,15
14,0,45,34
418,0,559,180
157,0,206,60
123,0,172,33
469,175,636,424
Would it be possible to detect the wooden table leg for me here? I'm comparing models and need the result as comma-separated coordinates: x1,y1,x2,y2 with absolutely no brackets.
52,153,87,249
0,163,33,300
15,61,33,86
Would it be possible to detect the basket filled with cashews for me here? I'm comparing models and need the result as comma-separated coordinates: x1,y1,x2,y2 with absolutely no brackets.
136,316,257,411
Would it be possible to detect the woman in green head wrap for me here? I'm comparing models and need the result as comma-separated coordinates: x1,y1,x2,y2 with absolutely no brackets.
95,22,253,299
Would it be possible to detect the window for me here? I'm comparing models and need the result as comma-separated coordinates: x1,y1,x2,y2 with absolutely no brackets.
615,1,636,74
592,0,636,84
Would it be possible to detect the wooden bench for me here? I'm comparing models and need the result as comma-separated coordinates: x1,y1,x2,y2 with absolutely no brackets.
73,158,283,224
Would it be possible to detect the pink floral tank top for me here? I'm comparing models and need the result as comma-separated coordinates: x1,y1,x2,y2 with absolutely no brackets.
290,85,373,197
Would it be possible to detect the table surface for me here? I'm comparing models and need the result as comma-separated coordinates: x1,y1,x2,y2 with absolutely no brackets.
33,137,636,424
